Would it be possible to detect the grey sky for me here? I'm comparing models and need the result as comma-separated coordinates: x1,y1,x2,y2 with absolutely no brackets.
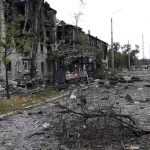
47,0,150,59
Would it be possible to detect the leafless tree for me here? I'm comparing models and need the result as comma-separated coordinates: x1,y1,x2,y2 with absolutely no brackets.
74,0,86,27
74,11,83,27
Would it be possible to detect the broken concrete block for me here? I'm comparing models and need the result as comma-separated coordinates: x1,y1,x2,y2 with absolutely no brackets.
125,86,129,89
43,123,50,129
145,98,150,102
78,95,86,105
144,84,150,87
123,144,140,150
119,77,127,83
37,110,43,115
134,101,140,104
131,76,141,82
59,145,70,150
137,88,143,91
125,94,134,103
109,79,118,85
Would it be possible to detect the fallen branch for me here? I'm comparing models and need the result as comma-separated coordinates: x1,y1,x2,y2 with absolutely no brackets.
56,104,150,136
57,104,135,123
26,131,45,139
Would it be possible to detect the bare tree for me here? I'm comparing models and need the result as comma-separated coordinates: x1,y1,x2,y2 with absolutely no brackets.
74,0,86,27
74,11,83,27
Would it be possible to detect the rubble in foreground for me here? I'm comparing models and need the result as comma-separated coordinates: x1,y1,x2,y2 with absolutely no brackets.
0,71,150,149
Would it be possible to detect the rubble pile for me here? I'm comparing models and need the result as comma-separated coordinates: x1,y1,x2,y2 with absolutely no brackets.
0,71,150,149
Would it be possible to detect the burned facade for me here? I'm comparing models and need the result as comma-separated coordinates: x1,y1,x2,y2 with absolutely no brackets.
57,21,108,77
0,0,108,82
0,0,57,81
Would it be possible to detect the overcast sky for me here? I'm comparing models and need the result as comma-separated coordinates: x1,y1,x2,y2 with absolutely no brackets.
47,0,150,59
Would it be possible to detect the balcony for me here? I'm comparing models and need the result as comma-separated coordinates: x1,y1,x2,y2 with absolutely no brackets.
21,52,31,60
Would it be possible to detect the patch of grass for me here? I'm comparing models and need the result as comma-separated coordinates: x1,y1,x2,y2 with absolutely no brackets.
0,89,61,115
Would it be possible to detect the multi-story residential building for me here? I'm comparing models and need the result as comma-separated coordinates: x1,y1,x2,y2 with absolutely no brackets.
0,0,108,83
57,21,108,76
0,0,57,82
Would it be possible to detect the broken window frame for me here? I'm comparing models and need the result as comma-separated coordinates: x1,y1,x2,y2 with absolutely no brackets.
23,60,28,70
0,60,1,73
41,62,44,74
7,61,12,72
40,44,44,54
16,61,21,72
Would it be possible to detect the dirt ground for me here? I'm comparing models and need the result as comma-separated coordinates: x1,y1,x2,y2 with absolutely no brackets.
1,70,150,150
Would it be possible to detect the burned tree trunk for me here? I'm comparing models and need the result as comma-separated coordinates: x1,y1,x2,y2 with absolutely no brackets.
52,57,57,85
23,0,29,33
30,41,38,79
4,57,10,99
29,0,41,79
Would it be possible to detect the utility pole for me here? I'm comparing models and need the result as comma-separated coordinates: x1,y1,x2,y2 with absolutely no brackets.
142,33,145,66
142,33,145,59
110,9,122,72
111,18,114,72
128,41,131,71
149,45,150,66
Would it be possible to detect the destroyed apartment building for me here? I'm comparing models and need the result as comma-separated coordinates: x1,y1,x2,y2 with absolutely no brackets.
57,21,108,78
0,0,108,83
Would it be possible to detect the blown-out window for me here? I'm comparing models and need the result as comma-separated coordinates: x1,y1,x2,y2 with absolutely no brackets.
41,62,44,73
41,44,43,54
23,61,28,70
16,62,21,72
0,60,1,73
8,61,11,71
